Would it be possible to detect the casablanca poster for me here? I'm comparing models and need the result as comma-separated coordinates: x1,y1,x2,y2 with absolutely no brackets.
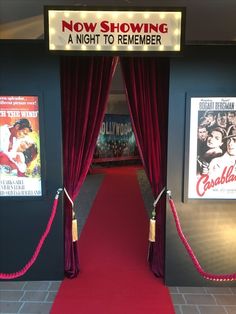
0,96,42,196
188,97,236,199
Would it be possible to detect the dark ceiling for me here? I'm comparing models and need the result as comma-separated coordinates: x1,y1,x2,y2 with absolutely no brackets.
0,0,236,42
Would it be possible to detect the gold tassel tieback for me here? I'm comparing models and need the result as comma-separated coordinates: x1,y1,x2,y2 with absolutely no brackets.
149,209,156,242
72,210,78,242
149,187,166,243
72,218,78,242
64,188,78,242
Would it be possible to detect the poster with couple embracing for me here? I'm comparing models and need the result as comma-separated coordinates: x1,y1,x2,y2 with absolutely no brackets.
0,95,42,196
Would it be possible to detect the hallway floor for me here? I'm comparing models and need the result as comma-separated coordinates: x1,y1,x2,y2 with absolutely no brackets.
0,281,236,313
1,167,235,314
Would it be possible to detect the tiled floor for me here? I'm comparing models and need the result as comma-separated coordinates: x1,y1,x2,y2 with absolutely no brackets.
170,286,236,314
1,168,235,313
0,282,236,313
0,281,60,314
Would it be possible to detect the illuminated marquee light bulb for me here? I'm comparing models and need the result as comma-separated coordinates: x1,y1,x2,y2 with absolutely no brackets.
50,44,56,50
174,28,180,36
65,44,70,50
128,45,133,51
81,45,87,50
159,13,166,20
49,28,55,35
112,46,117,51
144,12,150,19
96,44,101,50
175,12,181,20
127,12,134,19
112,12,119,19
159,45,164,51
80,12,87,19
174,44,180,51
143,45,148,51
96,12,103,18
49,11,56,19
64,12,70,18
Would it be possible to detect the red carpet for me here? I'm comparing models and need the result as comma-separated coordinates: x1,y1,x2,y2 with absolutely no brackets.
51,166,174,314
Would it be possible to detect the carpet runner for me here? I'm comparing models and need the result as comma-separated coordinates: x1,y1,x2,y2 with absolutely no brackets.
51,166,174,314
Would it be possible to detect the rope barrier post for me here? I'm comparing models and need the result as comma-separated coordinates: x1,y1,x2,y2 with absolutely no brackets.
166,189,172,200
56,188,63,199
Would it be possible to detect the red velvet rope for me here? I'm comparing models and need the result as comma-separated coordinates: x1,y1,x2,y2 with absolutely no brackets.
0,188,62,280
168,195,236,281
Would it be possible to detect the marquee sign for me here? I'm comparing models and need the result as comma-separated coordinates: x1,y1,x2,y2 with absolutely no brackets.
44,7,185,53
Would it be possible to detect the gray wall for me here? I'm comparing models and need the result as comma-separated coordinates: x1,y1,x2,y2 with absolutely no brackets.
166,45,236,286
0,41,64,280
1,41,235,285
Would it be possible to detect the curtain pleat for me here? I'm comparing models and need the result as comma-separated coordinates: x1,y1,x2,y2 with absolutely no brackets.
120,57,169,277
61,56,118,278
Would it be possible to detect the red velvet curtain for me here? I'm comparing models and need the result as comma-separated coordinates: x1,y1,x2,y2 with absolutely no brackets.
120,57,169,277
61,56,118,278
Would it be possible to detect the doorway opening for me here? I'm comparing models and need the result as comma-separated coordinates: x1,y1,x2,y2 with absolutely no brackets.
61,56,169,278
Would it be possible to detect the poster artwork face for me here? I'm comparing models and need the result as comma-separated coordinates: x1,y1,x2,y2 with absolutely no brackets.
188,97,236,199
0,96,42,197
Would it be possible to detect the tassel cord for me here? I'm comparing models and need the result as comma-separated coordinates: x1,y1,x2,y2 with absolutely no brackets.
148,187,166,244
64,187,78,242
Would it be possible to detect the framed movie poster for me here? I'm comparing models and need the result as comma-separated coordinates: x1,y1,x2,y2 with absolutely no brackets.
0,95,42,197
186,96,236,200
